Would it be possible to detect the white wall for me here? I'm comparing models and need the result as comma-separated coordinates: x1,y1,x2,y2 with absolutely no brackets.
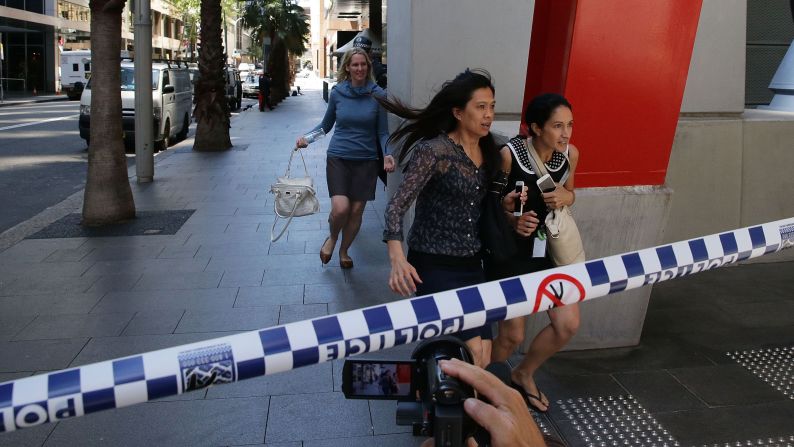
681,0,747,114
388,0,534,114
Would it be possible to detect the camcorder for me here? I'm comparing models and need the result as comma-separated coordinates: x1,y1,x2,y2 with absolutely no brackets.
341,336,486,447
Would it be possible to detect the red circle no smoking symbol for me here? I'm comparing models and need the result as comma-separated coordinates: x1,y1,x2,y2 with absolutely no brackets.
533,273,586,313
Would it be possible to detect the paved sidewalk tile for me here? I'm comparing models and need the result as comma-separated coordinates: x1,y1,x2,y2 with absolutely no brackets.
0,291,104,316
0,315,35,341
669,364,786,406
206,362,333,399
654,400,794,446
0,260,93,277
0,338,88,372
13,312,135,340
92,288,238,313
0,424,56,447
45,397,269,446
122,309,186,335
304,434,424,447
235,284,304,307
0,238,88,262
266,392,371,444
132,270,224,290
277,303,327,324
175,307,280,333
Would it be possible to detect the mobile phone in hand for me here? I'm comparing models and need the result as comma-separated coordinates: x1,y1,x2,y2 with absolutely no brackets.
536,174,556,193
514,181,524,216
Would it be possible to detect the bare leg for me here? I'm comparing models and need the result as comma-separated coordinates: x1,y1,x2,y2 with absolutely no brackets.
464,337,487,368
338,200,366,262
322,195,352,260
491,316,528,363
512,303,580,411
480,339,493,367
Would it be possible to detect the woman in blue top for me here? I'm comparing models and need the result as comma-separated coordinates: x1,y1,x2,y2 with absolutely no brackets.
296,48,395,268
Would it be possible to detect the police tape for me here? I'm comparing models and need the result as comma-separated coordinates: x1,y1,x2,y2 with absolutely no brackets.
1,218,793,433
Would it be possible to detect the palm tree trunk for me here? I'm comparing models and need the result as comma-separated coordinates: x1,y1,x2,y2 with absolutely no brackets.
83,0,136,226
268,35,288,103
193,0,232,152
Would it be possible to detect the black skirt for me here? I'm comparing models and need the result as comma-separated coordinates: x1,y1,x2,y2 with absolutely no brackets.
409,251,494,341
326,157,379,201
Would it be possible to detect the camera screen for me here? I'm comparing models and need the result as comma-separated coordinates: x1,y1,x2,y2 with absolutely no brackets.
344,361,414,399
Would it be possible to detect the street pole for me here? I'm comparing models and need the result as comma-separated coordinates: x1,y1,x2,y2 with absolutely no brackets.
134,0,154,183
223,11,228,66
1,33,4,103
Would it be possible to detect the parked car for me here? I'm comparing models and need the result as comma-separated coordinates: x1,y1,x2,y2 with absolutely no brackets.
59,50,91,100
79,61,193,151
224,66,242,110
242,73,260,98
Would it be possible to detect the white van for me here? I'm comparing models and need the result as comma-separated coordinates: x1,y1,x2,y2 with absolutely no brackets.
60,50,92,100
79,61,192,151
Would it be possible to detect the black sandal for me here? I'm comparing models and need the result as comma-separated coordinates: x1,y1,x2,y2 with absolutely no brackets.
511,381,550,413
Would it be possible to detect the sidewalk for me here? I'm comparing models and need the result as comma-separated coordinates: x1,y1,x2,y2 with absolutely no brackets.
0,93,69,107
0,79,792,446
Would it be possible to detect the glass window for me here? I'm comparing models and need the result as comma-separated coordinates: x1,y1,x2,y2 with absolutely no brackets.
88,68,159,90
6,0,24,10
162,70,169,87
73,63,79,71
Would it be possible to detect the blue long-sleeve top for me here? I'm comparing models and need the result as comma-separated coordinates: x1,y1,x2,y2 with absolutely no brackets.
310,80,390,159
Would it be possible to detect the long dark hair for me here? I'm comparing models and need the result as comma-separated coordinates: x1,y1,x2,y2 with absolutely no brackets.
524,93,572,137
376,69,501,177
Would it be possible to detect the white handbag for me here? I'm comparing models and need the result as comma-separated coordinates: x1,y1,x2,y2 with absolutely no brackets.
523,139,586,265
269,148,320,242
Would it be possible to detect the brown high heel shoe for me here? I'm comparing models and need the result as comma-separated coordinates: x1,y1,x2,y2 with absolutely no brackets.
320,237,334,265
339,254,354,269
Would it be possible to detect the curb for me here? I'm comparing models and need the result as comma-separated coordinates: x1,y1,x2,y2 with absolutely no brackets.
0,96,71,107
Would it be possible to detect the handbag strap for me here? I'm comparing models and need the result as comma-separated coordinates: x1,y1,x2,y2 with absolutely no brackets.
270,189,303,242
284,147,310,179
524,138,550,178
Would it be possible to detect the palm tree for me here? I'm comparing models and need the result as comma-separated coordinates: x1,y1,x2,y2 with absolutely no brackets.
82,0,136,225
243,0,309,103
192,0,232,151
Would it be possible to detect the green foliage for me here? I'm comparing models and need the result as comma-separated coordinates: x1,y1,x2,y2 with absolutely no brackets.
242,0,309,56
173,0,240,42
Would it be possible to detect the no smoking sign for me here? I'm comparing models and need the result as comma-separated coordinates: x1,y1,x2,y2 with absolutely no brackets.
533,273,586,312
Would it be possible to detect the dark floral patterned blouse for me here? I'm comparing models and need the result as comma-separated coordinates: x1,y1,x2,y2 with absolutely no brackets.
383,134,487,257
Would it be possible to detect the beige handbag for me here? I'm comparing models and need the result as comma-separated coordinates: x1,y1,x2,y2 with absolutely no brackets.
525,140,586,265
270,148,320,242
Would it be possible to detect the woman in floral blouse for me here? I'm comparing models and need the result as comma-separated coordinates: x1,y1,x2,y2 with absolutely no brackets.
379,69,501,367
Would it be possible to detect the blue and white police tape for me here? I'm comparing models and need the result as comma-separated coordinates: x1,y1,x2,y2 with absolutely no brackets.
2,218,793,433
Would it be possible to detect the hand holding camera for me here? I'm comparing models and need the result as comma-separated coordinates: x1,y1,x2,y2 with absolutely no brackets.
343,337,477,446
421,358,547,447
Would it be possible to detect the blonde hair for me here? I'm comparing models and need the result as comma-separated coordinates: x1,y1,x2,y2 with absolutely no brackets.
336,48,375,83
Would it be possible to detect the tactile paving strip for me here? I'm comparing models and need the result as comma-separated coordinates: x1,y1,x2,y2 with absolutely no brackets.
727,346,794,399
530,411,557,438
697,435,794,447
558,395,680,447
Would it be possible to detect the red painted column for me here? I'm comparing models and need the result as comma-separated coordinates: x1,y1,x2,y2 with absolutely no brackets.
523,0,703,187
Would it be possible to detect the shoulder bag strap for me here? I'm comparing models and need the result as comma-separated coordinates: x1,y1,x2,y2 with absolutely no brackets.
270,189,303,242
525,138,550,178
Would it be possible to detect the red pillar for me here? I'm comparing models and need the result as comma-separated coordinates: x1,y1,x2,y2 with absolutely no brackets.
523,0,703,187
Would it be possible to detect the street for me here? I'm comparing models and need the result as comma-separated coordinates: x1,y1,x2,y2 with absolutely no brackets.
0,98,257,233
0,100,98,233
